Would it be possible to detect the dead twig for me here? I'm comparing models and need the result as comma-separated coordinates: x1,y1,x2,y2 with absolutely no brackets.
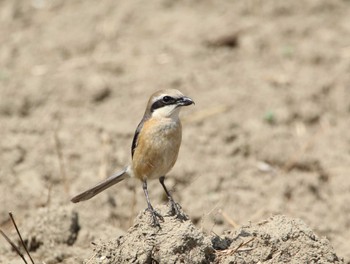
9,212,35,264
216,237,255,258
0,212,36,264
0,229,28,264
218,209,239,229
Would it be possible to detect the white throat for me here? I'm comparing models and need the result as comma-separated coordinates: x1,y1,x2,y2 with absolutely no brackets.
152,105,180,119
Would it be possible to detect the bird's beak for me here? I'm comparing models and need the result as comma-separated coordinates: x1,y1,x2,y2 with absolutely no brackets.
177,96,194,106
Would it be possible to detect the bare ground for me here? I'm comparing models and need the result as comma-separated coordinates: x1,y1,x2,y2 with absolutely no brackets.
1,0,350,263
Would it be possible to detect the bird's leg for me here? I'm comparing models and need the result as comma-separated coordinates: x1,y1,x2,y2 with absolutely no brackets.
142,180,163,227
159,176,181,216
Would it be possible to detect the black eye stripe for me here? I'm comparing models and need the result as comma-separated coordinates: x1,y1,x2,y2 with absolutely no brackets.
151,100,165,111
150,96,176,112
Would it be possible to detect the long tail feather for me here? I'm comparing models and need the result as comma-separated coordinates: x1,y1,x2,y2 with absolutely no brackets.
71,168,130,203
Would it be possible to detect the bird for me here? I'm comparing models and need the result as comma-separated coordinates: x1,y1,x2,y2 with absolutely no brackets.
71,89,194,226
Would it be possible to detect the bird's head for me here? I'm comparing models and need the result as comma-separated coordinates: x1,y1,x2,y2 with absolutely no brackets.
146,89,194,119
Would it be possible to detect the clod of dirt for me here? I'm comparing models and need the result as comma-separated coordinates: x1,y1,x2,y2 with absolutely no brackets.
15,206,80,263
215,215,343,264
86,75,112,103
20,206,80,249
205,32,240,48
90,204,215,264
91,86,112,103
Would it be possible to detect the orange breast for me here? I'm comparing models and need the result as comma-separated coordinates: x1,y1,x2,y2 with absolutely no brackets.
132,118,182,181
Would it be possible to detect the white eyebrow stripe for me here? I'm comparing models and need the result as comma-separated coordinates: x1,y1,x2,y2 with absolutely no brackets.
152,94,168,102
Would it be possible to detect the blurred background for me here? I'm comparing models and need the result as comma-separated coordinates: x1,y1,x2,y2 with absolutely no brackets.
0,0,349,262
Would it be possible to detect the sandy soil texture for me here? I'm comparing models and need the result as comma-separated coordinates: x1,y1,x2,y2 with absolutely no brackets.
1,0,350,263
91,205,341,264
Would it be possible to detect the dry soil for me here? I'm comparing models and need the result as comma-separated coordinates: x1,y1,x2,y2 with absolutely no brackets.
1,0,350,263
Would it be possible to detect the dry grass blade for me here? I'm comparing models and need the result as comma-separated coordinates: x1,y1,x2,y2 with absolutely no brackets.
85,252,97,264
216,237,255,260
0,229,28,264
231,236,255,253
218,209,239,229
53,129,69,195
9,212,36,264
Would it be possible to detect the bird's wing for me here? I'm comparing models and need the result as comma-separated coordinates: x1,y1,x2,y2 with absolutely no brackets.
131,119,145,157
71,168,130,203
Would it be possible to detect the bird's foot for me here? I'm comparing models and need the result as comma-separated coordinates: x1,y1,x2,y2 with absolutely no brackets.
168,198,188,221
146,207,164,227
169,198,181,216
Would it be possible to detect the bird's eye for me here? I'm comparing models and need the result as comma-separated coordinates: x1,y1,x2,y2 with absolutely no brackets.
162,96,173,103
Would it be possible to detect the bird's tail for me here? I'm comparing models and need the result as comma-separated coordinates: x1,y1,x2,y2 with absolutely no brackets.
71,167,131,203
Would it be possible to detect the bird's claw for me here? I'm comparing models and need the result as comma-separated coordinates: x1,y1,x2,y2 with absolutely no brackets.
168,199,188,221
147,207,164,227
169,199,181,216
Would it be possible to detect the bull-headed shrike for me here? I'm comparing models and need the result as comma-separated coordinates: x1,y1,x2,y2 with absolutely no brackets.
71,89,194,226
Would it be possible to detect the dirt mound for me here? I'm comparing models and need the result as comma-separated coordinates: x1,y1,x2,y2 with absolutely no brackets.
0,206,81,264
90,205,342,264
215,215,342,264
92,204,215,263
